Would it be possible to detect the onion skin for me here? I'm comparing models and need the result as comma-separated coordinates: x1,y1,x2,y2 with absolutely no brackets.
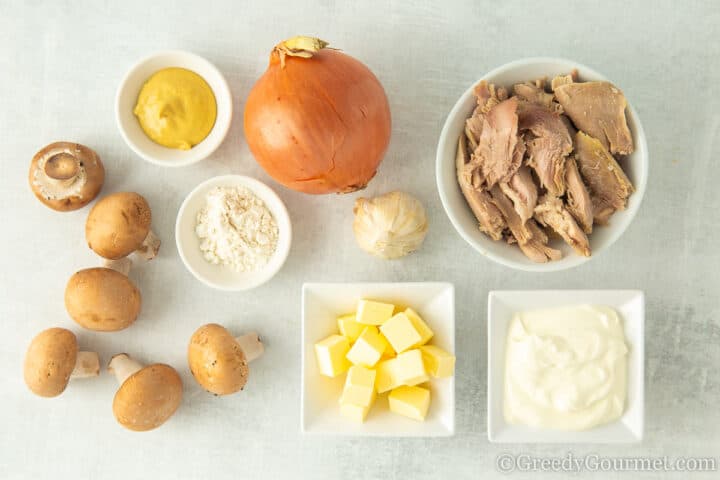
244,39,392,194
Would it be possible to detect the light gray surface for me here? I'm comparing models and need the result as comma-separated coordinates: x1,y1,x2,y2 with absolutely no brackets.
1,1,718,478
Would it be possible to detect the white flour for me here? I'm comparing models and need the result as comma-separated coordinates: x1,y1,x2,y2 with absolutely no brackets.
195,186,279,272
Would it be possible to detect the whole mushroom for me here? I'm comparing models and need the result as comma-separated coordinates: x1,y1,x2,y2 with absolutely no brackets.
24,327,100,397
65,267,141,332
85,192,160,264
188,324,265,395
28,142,105,212
107,353,183,431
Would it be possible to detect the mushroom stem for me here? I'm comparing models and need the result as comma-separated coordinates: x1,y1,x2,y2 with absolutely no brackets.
44,152,81,187
107,353,143,385
136,230,161,261
103,257,132,276
235,333,264,362
70,351,100,378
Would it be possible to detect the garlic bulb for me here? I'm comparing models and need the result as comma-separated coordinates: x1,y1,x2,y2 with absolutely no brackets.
352,191,428,259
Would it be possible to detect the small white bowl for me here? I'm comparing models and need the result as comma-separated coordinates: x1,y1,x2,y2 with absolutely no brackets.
302,282,455,437
487,290,645,443
175,175,292,291
436,58,649,272
116,50,233,167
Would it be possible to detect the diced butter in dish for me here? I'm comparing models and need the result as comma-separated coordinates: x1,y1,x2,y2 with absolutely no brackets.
389,386,431,422
346,326,387,368
314,335,351,378
313,298,454,425
337,314,364,343
380,313,423,353
419,345,456,378
302,283,455,436
339,366,377,423
356,299,395,325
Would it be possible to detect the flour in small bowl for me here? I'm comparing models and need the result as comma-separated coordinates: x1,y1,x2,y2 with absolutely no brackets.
195,186,279,272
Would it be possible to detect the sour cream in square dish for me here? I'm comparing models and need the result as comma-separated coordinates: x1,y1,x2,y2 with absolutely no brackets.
504,305,628,431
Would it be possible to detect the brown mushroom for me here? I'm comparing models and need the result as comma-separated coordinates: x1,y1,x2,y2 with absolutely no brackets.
188,324,265,395
24,327,100,397
65,267,141,332
28,142,105,211
108,353,183,431
85,192,161,262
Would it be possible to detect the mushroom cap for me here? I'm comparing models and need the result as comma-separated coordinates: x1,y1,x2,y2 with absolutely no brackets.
28,142,104,212
112,364,183,431
65,268,141,332
24,328,78,397
188,323,249,395
85,192,152,259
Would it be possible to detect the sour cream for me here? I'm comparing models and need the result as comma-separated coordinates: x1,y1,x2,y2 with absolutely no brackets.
504,305,628,431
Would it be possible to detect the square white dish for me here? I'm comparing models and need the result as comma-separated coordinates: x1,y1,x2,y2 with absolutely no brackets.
487,290,644,443
302,282,455,436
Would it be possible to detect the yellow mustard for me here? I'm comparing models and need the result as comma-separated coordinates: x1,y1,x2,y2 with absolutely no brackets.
133,67,217,150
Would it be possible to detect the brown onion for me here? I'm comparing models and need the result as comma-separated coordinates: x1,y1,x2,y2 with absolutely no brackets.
244,36,392,194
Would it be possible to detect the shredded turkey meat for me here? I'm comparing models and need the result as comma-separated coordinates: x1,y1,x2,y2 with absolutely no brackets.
574,131,634,215
456,74,635,263
522,221,562,263
513,82,561,113
456,135,506,240
518,101,573,196
475,80,508,113
534,195,591,257
564,156,594,233
550,69,578,91
472,97,526,188
465,107,484,151
554,81,634,155
500,166,537,223
488,185,561,263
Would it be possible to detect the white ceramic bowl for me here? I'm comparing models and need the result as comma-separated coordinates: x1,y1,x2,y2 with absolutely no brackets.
302,282,455,436
436,58,649,272
175,175,292,291
487,290,644,443
116,50,233,167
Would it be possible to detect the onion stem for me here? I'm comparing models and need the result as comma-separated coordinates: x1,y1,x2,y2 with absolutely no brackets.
274,36,330,67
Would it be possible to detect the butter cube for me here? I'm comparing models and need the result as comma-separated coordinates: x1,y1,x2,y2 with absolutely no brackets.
381,345,396,359
393,349,429,386
346,326,386,367
340,366,377,407
375,358,401,393
377,328,396,358
314,335,351,377
337,314,364,343
404,308,434,346
380,313,423,353
356,299,395,325
419,345,455,378
340,403,370,423
388,386,431,421
345,324,394,359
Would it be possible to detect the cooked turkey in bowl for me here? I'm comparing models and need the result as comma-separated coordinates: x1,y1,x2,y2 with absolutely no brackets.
456,72,636,263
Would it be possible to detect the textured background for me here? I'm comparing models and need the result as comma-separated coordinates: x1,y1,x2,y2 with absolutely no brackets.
1,0,719,478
